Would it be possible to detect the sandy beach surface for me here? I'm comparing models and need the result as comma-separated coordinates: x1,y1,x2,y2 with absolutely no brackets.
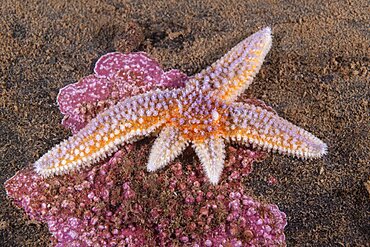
0,0,369,246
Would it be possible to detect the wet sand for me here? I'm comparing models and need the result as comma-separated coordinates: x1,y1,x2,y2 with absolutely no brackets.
0,0,369,246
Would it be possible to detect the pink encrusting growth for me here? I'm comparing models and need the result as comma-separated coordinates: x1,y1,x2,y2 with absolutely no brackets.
35,27,327,184
5,151,149,246
57,52,187,133
202,192,287,246
5,146,286,246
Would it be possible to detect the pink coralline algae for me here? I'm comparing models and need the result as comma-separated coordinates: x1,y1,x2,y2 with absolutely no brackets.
5,52,287,246
57,52,187,133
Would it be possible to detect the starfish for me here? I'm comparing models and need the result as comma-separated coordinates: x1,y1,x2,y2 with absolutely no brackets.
35,27,327,184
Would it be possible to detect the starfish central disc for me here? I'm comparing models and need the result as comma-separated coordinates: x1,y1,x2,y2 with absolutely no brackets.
168,89,229,141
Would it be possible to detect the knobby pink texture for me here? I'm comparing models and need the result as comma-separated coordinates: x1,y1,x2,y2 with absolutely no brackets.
57,52,187,133
5,52,287,246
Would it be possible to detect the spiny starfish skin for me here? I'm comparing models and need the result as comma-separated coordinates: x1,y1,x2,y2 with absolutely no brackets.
35,27,327,184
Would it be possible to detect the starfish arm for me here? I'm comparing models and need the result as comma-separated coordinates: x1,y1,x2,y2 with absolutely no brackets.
147,126,189,172
193,137,226,184
34,89,178,177
189,27,272,102
225,103,327,159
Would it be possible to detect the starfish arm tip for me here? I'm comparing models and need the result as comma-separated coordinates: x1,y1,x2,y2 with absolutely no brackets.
146,162,158,172
193,138,226,185
34,90,172,178
262,26,272,34
227,104,329,161
147,126,189,173
204,26,273,102
206,171,221,185
312,140,328,158
292,138,328,159
323,143,328,155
